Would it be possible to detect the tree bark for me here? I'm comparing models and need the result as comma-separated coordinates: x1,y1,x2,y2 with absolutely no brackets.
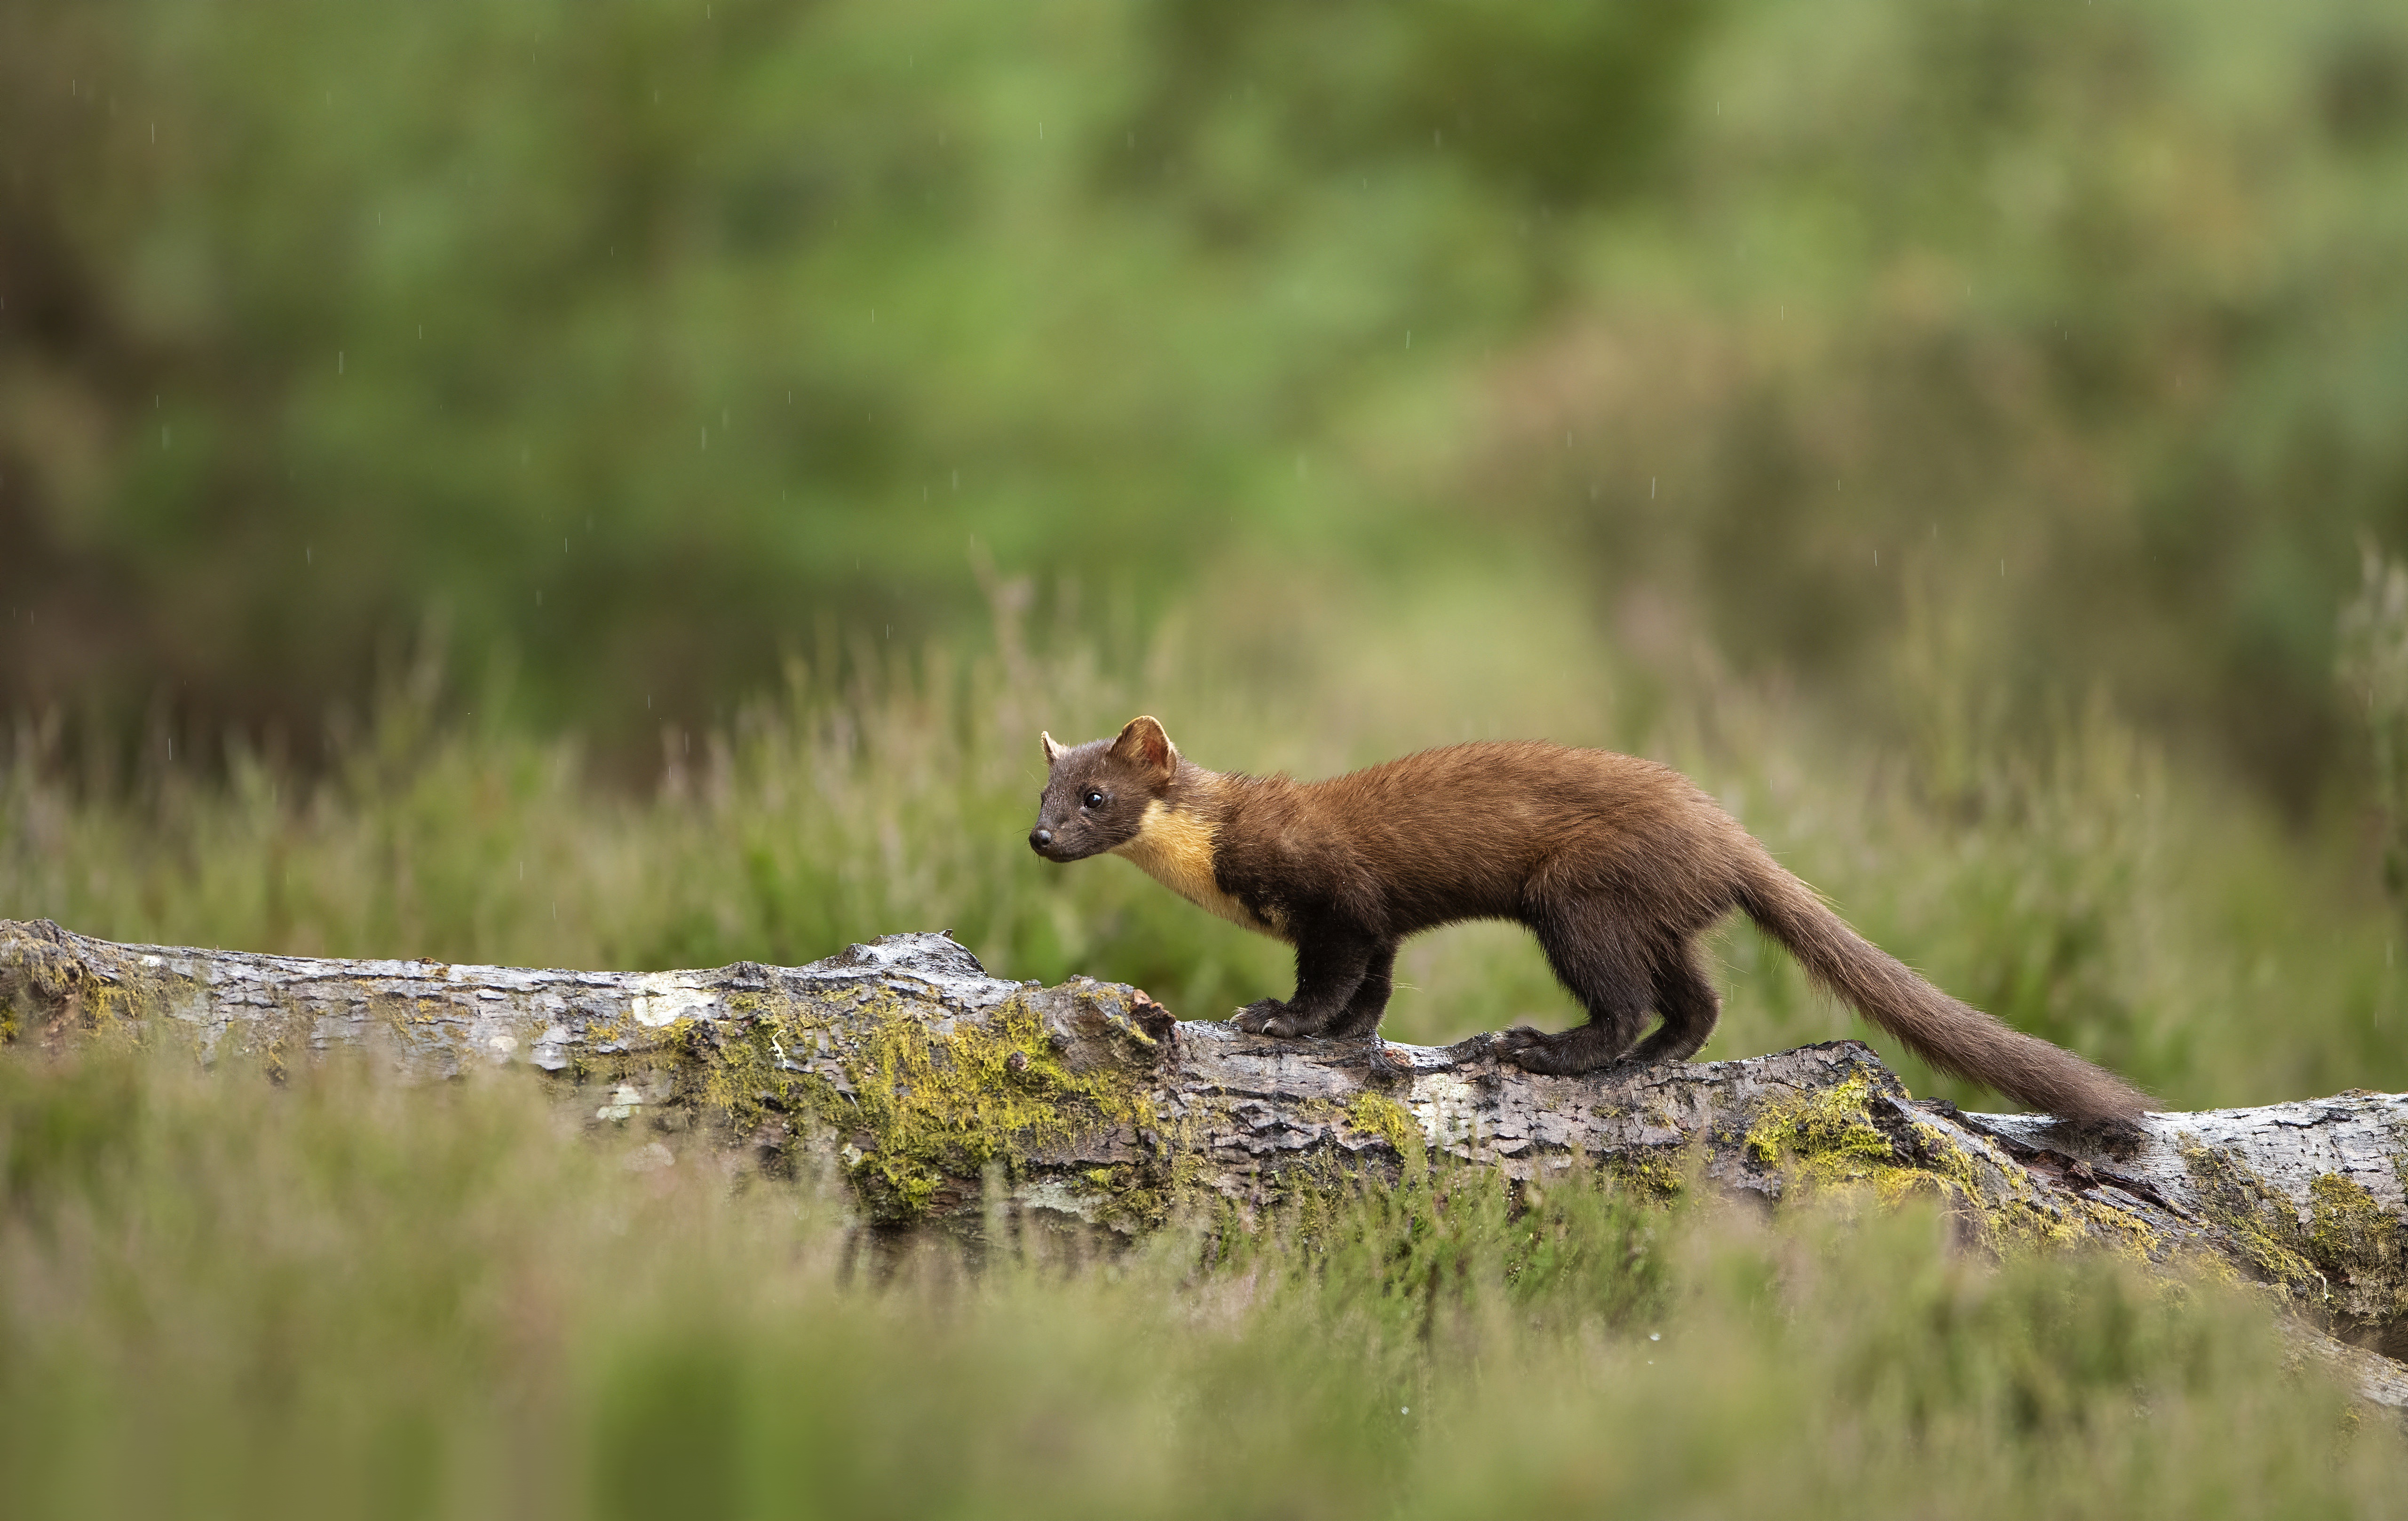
8,917,2408,1402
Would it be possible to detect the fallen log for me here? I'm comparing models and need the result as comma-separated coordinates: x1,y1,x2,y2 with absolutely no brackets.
7,916,2407,1402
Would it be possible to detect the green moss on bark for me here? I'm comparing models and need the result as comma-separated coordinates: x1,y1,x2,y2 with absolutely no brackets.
829,994,1155,1224
1345,1091,1426,1171
2306,1171,2408,1327
2178,1137,2328,1307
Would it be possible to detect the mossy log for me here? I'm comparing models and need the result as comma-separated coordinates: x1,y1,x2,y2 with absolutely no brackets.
7,915,2408,1402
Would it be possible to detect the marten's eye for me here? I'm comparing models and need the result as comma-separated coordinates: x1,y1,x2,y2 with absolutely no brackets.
1082,789,1106,809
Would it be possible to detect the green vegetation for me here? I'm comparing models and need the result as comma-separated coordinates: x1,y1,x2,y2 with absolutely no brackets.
9,599,2408,1517
3,1044,2401,1521
6,0,2408,803
8,0,2408,1508
9,591,2407,1111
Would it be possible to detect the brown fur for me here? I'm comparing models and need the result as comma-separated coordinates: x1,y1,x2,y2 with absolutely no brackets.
1030,717,2150,1123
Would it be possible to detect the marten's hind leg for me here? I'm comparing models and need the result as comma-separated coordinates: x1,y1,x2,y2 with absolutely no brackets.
1495,900,1654,1074
1626,937,1720,1064
1322,942,1398,1039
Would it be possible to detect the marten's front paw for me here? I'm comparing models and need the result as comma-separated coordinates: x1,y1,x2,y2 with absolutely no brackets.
1498,1040,1580,1075
1232,1000,1296,1037
1493,1026,1626,1076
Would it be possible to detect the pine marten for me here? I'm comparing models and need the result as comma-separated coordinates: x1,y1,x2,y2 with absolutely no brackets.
1027,716,2149,1123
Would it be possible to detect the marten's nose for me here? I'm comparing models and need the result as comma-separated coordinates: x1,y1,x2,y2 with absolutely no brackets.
1029,826,1054,854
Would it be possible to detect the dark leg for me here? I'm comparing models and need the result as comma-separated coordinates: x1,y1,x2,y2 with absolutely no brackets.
1322,942,1399,1040
1232,923,1377,1038
1626,937,1721,1064
1495,900,1655,1074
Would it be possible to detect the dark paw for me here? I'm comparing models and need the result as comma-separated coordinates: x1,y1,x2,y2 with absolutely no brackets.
1497,1041,1574,1076
1493,1028,1628,1077
1489,1024,1551,1056
1232,1000,1300,1037
1322,1009,1384,1041
1623,1041,1700,1068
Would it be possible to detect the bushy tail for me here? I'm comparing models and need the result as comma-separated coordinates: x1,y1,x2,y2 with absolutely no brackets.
1736,853,2151,1123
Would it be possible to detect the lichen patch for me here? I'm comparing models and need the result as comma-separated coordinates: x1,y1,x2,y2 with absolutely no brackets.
1345,1091,1426,1170
833,993,1156,1225
2307,1171,2408,1328
2177,1135,2329,1307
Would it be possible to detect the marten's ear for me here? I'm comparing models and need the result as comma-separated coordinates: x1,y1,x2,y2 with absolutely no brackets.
1040,730,1062,766
1109,715,1177,778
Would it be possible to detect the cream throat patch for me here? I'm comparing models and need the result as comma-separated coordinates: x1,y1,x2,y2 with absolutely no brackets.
1110,800,1288,940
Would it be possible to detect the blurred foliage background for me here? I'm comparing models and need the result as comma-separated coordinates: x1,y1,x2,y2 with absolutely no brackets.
8,0,2408,1109
12,8,2408,1510
7,0,2405,787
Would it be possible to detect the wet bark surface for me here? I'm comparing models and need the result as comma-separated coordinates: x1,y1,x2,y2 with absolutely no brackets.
8,916,2407,1403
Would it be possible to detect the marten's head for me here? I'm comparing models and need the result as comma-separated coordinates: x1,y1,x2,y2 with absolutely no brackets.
1029,715,1179,862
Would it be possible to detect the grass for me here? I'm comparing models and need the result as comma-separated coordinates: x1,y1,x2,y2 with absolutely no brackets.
8,579,2408,1515
7,571,2402,1109
8,0,2407,1503
2,1041,2400,1521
